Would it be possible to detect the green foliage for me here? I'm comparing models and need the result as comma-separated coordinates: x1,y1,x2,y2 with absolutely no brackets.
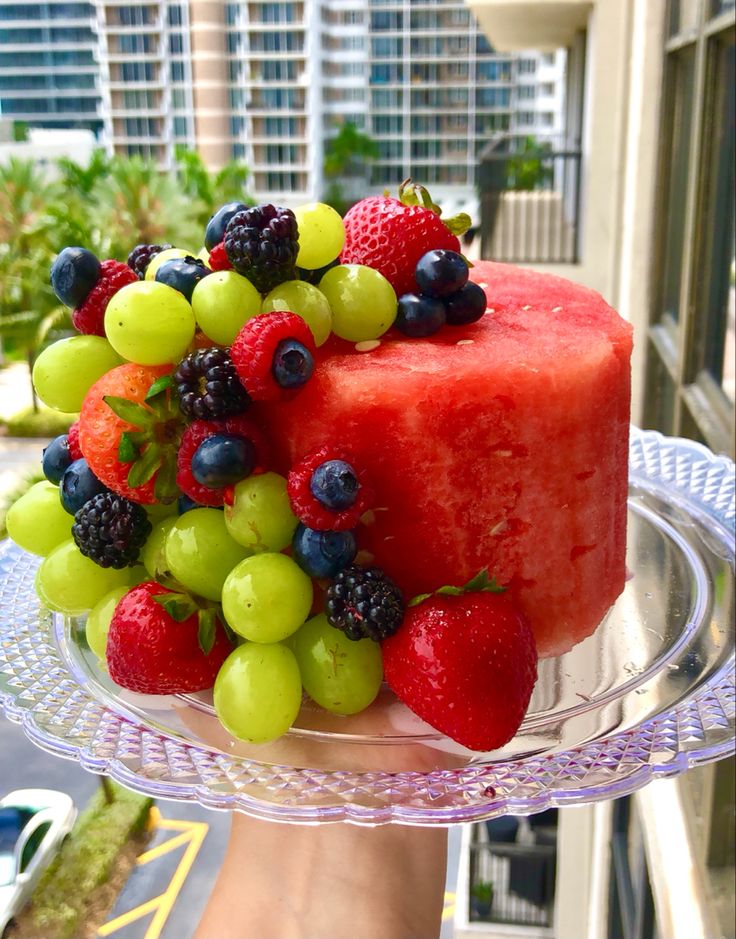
174,146,253,228
1,405,77,438
471,880,494,904
24,783,153,939
505,136,554,191
323,121,379,212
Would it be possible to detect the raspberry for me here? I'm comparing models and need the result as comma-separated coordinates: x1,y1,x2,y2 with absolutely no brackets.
127,243,173,279
67,421,83,461
174,348,250,421
287,446,373,531
177,415,270,507
230,311,315,402
224,204,299,293
72,260,138,335
72,491,152,569
325,566,404,641
207,242,232,271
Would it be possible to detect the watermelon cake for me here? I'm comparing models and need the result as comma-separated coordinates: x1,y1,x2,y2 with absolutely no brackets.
8,186,633,752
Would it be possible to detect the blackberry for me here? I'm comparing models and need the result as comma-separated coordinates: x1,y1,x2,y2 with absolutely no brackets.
224,204,299,293
72,492,152,569
174,348,250,420
326,566,404,642
127,243,173,280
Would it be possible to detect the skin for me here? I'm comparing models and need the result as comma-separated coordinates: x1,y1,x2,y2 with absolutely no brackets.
194,814,448,939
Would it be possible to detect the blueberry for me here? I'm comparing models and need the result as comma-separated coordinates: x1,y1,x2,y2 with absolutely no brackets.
155,256,209,302
190,434,255,489
415,249,469,298
60,459,109,515
395,293,446,338
42,434,72,485
292,523,357,579
50,247,101,308
271,339,314,389
310,459,359,510
444,281,487,326
205,201,249,251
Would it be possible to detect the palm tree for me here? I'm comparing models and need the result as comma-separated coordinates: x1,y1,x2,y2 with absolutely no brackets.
323,121,379,213
174,146,253,229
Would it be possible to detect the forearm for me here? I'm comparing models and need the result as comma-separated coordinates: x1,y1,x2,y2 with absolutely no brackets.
195,813,448,939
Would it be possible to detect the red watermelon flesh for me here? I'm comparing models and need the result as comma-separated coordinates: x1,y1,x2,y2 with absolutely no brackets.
262,261,632,658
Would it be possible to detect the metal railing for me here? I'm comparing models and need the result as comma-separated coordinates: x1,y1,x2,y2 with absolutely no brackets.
478,136,582,264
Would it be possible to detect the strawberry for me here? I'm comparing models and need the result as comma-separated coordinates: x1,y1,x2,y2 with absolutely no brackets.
340,180,471,299
79,364,184,505
382,573,537,751
106,582,233,695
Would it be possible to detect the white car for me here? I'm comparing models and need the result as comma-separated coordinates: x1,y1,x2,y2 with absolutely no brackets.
0,789,77,937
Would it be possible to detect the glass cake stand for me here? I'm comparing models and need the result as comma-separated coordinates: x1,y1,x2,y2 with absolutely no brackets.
0,427,733,825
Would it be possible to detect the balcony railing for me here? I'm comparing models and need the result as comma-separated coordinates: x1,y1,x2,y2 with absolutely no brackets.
478,135,582,264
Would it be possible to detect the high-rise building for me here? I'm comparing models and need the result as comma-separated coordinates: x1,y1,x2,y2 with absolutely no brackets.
0,1,566,205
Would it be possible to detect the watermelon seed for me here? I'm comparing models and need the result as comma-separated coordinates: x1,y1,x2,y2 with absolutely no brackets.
478,282,488,289
522,304,531,310
456,339,474,345
552,306,562,312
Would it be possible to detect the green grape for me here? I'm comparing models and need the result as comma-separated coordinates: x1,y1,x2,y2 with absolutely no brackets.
292,613,383,715
165,508,251,601
214,642,303,743
145,247,190,281
141,516,177,579
221,553,312,642
319,264,397,342
37,539,137,615
196,247,211,267
262,280,332,347
224,472,297,553
86,586,129,659
294,202,345,270
6,481,73,557
191,271,262,345
105,281,196,365
32,336,123,413
145,501,179,524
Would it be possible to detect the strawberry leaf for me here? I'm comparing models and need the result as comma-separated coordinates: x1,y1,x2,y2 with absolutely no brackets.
145,374,174,401
127,443,163,488
436,585,463,597
103,395,155,429
407,592,432,608
152,592,198,622
408,570,506,607
442,213,473,237
197,608,217,655
117,432,140,464
153,455,180,504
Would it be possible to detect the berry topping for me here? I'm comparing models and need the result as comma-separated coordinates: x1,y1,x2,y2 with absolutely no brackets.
444,281,487,327
177,415,269,507
191,434,256,489
42,434,73,485
206,241,232,271
155,255,210,302
67,421,83,461
287,446,373,531
72,491,152,569
415,249,469,298
174,347,250,421
325,566,404,642
395,293,446,338
224,204,299,293
271,339,314,390
72,260,138,336
309,459,359,510
230,310,316,401
60,458,110,515
127,243,173,280
51,246,101,308
382,579,537,751
292,523,357,579
205,202,249,252
107,582,232,695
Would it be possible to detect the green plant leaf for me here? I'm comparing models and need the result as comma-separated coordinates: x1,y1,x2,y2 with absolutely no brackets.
436,585,463,596
127,443,163,488
117,432,140,464
103,395,155,429
153,456,180,504
197,608,217,655
152,592,198,622
442,213,473,236
407,592,432,608
145,374,174,401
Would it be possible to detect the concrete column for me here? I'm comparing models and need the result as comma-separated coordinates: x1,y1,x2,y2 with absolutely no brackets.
190,0,232,169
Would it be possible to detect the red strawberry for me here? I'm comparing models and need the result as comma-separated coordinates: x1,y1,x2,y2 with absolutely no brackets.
79,363,183,504
106,582,232,694
340,180,470,298
382,581,537,751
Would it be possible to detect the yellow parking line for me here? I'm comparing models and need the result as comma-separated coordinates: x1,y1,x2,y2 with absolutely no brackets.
443,890,456,921
136,831,195,866
98,896,163,936
144,823,208,939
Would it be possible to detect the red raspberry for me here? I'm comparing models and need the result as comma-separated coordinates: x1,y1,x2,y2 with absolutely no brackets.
72,260,137,336
67,421,83,461
287,446,373,531
207,241,232,271
230,310,316,401
177,415,270,507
